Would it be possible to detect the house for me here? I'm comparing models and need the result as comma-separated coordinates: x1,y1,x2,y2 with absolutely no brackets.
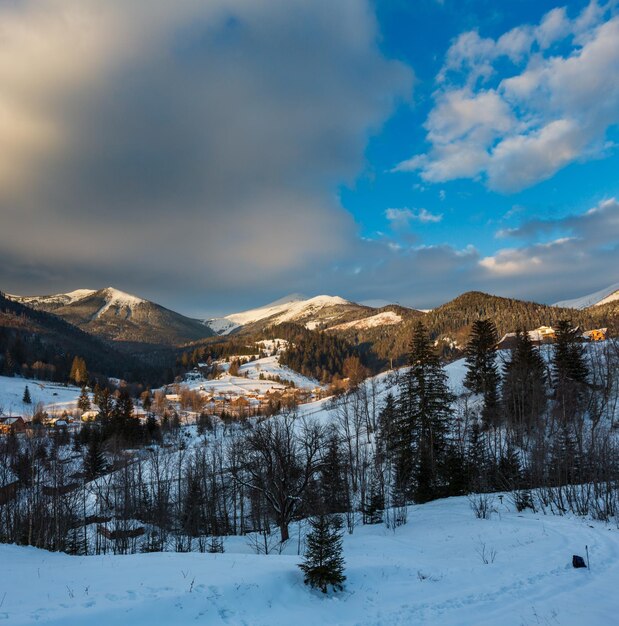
0,416,26,434
81,410,99,422
528,326,556,343
583,328,607,342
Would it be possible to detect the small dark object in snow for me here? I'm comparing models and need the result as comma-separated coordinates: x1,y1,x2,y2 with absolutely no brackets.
572,555,587,568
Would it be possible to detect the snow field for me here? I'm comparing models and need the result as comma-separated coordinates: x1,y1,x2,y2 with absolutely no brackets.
0,375,83,417
2,496,619,625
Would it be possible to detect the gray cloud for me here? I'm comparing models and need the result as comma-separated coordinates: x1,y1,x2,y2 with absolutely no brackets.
0,0,412,314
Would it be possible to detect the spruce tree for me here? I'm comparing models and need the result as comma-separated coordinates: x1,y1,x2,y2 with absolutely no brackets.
552,320,589,423
300,514,346,593
395,321,454,504
502,330,547,440
77,387,91,412
84,439,106,480
464,319,500,427
22,385,32,404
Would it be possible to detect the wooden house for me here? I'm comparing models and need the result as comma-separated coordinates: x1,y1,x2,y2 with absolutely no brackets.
0,416,26,434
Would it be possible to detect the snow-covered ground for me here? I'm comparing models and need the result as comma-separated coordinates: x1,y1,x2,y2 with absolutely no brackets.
204,294,351,335
179,340,322,397
0,375,83,417
554,281,619,309
3,496,618,625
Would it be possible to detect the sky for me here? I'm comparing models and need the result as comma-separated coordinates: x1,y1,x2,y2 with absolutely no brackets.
1,0,618,317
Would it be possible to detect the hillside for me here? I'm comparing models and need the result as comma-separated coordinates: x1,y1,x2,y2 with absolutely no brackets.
205,294,402,336
329,292,614,367
554,281,619,309
0,291,138,382
8,287,213,349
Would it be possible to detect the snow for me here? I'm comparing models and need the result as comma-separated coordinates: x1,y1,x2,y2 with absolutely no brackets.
6,288,95,307
93,287,146,318
554,281,619,309
0,375,83,417
205,294,351,334
3,496,619,625
331,311,403,331
179,349,322,402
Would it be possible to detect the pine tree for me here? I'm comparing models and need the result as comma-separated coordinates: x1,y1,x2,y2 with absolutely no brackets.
502,329,547,440
552,320,589,423
464,319,500,427
22,385,32,404
84,439,106,480
96,387,114,421
299,515,346,593
395,321,454,503
320,431,348,514
77,387,91,412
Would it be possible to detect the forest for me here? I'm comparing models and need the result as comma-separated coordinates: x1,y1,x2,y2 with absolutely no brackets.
1,318,618,558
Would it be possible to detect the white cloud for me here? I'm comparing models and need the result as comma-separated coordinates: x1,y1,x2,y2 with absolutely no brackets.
385,207,443,227
395,1,619,192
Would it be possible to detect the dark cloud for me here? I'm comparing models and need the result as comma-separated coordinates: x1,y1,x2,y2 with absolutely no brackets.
0,0,411,314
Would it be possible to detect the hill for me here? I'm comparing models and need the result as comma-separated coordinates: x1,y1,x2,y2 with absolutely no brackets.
0,291,141,382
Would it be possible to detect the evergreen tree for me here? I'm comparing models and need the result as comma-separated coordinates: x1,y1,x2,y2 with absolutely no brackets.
22,385,32,404
552,320,589,423
464,319,500,427
96,387,114,422
395,321,454,503
84,439,106,480
299,515,346,593
320,431,348,514
502,330,547,440
77,387,91,412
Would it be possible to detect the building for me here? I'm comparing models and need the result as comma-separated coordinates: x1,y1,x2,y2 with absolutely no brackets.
0,416,26,434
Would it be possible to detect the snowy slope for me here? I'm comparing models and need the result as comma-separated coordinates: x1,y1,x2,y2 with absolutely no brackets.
7,288,96,309
0,375,83,417
3,496,618,625
331,310,403,331
205,294,352,334
554,281,619,309
91,287,147,318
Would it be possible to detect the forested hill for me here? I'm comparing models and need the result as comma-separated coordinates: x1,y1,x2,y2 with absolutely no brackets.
0,291,145,383
330,291,616,367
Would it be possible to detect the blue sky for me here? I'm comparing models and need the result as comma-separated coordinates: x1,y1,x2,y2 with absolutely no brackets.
340,0,619,261
0,0,618,315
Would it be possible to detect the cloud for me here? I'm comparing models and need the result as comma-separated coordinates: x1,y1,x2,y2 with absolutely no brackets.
385,207,443,228
0,0,412,312
395,1,619,192
479,197,619,301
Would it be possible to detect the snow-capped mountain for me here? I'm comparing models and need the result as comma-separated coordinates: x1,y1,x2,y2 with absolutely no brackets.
205,294,401,335
7,288,96,311
553,281,619,309
8,287,213,347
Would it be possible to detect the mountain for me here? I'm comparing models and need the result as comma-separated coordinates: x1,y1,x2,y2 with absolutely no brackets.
553,281,619,309
0,291,139,381
7,287,213,349
204,294,409,335
8,289,96,311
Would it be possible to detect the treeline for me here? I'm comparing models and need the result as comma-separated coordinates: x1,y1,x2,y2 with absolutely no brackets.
275,324,369,383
